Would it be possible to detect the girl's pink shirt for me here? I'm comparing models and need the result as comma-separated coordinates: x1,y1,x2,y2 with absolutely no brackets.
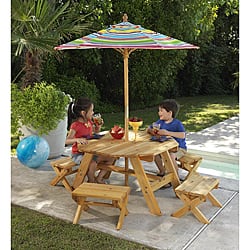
70,120,93,154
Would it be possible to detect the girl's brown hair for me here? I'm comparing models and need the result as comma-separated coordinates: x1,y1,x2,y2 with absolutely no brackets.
67,97,93,130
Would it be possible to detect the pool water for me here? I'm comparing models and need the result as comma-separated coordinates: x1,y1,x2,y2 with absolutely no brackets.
198,159,239,180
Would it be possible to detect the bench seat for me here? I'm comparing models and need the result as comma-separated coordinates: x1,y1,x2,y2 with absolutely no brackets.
50,157,78,192
178,152,202,180
72,183,131,230
171,173,222,224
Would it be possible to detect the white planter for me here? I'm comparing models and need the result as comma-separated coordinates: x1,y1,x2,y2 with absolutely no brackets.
20,116,67,159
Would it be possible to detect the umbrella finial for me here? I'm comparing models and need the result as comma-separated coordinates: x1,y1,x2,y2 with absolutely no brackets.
123,13,128,22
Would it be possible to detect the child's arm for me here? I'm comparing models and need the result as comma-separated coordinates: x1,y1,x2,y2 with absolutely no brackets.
93,118,104,133
65,129,88,145
93,124,102,133
158,129,185,138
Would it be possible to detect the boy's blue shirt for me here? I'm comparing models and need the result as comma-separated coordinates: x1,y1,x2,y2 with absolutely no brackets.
149,118,187,150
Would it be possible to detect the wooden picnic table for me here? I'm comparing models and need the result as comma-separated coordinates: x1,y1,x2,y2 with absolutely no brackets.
73,131,180,216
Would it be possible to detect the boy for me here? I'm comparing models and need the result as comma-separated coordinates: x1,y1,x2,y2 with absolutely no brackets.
147,99,187,178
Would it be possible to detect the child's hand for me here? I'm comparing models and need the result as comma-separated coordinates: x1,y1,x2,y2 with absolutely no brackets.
77,138,88,144
94,121,103,133
158,129,167,136
93,114,103,126
147,128,156,135
99,118,104,126
95,119,104,127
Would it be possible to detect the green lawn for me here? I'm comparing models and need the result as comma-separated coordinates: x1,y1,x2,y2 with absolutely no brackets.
101,95,239,132
11,95,239,249
11,205,154,250
11,95,239,152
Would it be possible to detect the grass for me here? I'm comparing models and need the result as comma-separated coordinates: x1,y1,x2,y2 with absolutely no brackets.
11,95,239,153
101,95,239,132
11,205,154,250
11,94,239,249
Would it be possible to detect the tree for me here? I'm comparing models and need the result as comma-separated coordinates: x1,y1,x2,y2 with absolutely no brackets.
20,0,239,109
11,0,91,88
177,0,239,96
82,0,221,107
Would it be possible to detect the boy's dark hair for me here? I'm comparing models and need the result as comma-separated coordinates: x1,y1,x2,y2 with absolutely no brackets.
67,97,93,130
159,99,180,118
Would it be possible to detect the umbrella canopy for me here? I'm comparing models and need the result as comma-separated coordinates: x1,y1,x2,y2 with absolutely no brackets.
55,14,199,141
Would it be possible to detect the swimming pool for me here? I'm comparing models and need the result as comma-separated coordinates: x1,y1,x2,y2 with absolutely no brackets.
198,158,239,180
186,149,239,180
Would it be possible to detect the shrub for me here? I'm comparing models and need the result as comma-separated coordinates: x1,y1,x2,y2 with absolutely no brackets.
11,82,70,135
53,76,100,104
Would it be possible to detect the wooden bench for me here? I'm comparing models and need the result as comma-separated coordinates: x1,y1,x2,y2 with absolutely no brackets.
171,173,222,224
50,157,78,192
72,183,131,230
178,153,202,180
50,156,117,192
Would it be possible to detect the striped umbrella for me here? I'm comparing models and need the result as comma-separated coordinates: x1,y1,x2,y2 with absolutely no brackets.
55,14,199,141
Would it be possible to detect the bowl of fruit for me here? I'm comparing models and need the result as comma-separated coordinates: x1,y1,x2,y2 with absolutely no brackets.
128,117,143,141
110,125,125,139
128,117,143,128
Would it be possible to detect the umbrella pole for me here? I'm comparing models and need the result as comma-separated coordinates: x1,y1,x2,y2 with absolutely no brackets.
123,49,129,142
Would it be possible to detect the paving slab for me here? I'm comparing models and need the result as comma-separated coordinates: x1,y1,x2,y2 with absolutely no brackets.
186,116,239,158
186,192,239,250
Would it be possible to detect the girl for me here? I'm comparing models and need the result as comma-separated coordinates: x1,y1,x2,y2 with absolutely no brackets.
65,97,113,183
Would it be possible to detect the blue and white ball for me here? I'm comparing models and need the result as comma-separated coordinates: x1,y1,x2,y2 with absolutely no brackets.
17,135,50,168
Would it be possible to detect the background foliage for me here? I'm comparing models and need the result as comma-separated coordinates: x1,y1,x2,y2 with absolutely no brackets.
11,0,239,112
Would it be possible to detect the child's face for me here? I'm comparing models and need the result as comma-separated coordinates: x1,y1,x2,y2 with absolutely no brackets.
84,104,94,120
158,107,172,121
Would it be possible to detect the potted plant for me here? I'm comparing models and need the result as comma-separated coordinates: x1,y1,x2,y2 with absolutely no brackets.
11,82,70,158
11,0,92,159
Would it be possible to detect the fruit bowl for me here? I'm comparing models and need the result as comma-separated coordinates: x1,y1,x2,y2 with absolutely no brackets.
128,117,143,128
110,125,125,139
110,131,125,139
128,117,143,141
128,120,143,127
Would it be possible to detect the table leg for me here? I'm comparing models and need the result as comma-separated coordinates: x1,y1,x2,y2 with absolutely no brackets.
129,156,162,216
124,157,129,186
161,151,181,188
73,153,93,189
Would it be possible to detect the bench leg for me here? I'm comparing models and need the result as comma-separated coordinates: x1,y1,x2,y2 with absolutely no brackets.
172,193,209,224
112,200,129,216
62,178,74,192
73,204,83,224
50,168,74,192
191,198,210,224
171,192,192,218
207,192,222,207
171,203,189,218
73,198,88,224
50,167,65,186
183,159,202,180
116,196,129,230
